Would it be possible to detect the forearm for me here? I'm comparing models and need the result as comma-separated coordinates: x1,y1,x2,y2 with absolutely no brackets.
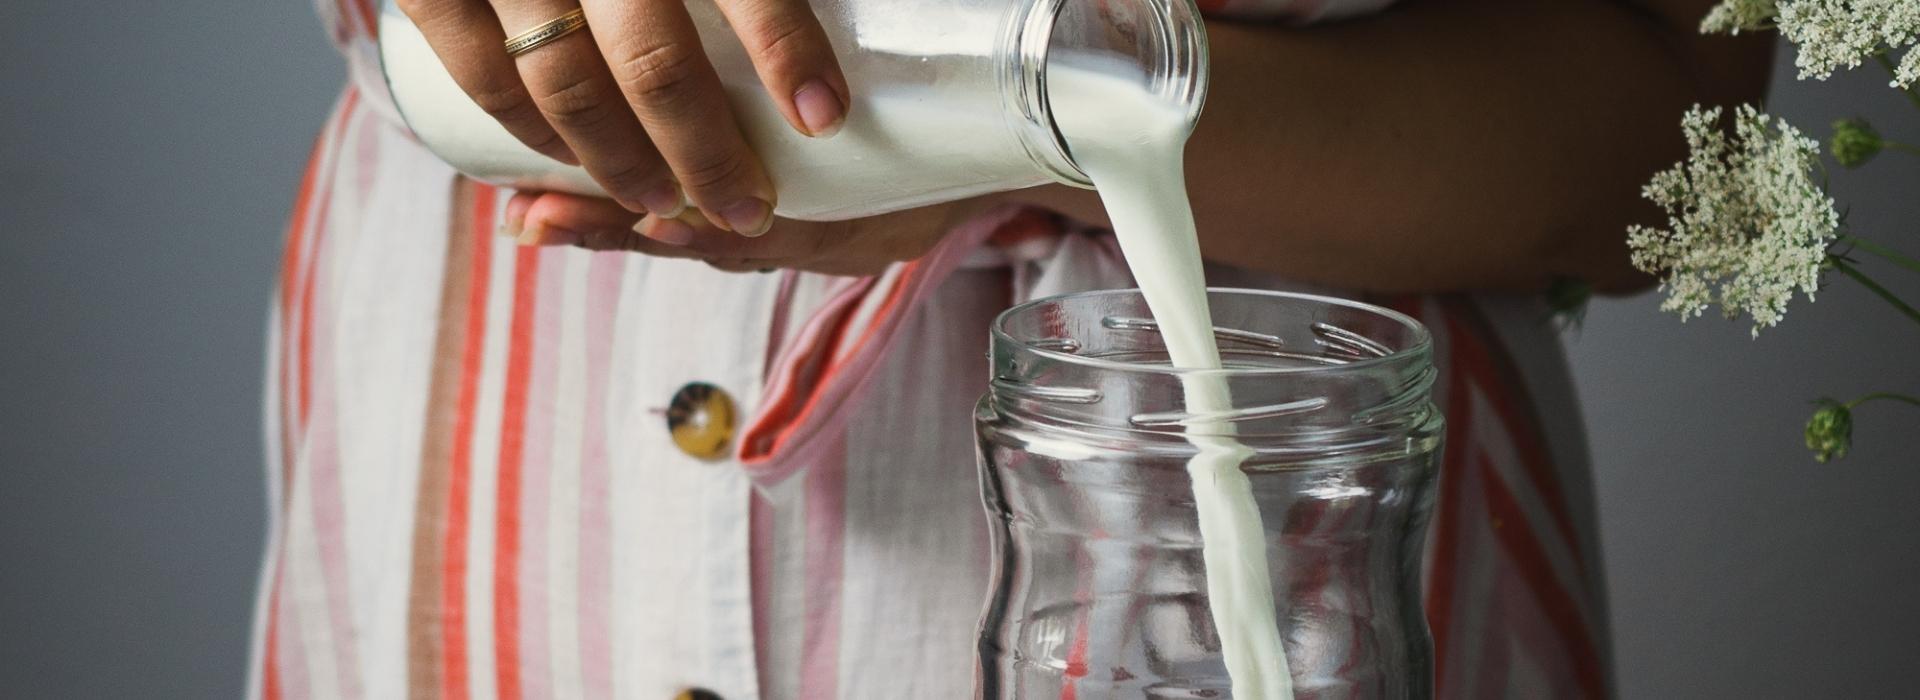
1012,0,1771,294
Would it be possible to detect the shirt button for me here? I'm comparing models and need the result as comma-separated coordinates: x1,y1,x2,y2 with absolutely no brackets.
667,382,736,460
675,690,722,700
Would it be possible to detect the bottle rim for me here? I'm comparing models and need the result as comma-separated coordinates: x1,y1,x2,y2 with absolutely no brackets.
1006,0,1211,187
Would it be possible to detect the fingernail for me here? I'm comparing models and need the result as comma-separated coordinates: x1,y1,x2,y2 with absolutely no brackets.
520,221,583,247
499,218,523,239
718,198,773,237
793,80,844,138
639,216,696,246
639,181,685,218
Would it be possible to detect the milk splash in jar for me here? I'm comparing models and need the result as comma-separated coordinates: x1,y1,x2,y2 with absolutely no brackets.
1048,59,1294,699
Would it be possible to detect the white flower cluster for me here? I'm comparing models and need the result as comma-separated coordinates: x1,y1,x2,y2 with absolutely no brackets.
1702,0,1781,32
1627,106,1841,336
1704,0,1920,87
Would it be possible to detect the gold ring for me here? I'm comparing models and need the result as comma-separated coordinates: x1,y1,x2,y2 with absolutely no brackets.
503,9,588,58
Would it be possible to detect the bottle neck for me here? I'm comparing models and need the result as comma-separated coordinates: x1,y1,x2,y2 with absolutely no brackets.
1001,0,1210,189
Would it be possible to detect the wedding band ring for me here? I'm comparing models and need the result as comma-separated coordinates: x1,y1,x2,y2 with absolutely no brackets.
504,9,588,57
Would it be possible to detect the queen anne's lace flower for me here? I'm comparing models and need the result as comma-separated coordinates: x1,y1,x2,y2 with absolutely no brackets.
1898,42,1920,84
1705,0,1920,87
1703,0,1781,32
1627,106,1841,336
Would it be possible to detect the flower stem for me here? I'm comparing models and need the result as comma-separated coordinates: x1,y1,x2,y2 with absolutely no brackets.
1888,141,1920,158
1845,392,1920,410
1840,235,1920,275
1831,258,1920,325
1874,53,1920,110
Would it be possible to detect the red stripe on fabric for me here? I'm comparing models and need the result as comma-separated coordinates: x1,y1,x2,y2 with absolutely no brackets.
517,251,567,700
309,101,378,700
265,128,323,700
442,185,499,700
354,0,379,40
749,492,776,698
493,246,541,700
577,254,626,699
1440,300,1582,562
762,272,801,377
275,118,324,505
1479,454,1605,697
739,209,1007,473
335,0,378,41
799,441,848,700
285,90,360,474
737,278,877,463
1060,544,1094,700
295,91,361,431
742,264,917,464
276,566,313,700
264,88,358,700
1426,321,1471,694
263,566,285,700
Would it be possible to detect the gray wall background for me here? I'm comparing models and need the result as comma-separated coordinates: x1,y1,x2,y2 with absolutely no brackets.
1,2,1914,698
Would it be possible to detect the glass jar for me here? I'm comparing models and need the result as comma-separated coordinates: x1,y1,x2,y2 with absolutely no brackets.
975,289,1442,699
376,0,1207,220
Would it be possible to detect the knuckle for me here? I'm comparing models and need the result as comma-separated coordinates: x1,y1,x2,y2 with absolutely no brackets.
467,80,540,122
534,74,617,130
524,131,572,157
591,159,656,195
612,43,702,106
676,148,749,191
748,16,813,69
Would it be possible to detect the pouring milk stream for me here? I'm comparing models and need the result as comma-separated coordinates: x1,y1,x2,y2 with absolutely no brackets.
1047,60,1294,699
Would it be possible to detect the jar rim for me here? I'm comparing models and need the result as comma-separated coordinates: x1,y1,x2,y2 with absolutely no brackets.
990,287,1434,378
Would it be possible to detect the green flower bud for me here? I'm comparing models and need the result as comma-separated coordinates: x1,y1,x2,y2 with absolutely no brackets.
1804,400,1853,463
1830,118,1882,168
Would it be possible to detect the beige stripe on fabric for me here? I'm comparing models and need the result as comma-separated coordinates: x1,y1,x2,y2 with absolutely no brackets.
407,178,477,700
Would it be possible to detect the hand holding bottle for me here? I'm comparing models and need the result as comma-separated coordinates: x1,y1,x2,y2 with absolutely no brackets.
396,0,852,236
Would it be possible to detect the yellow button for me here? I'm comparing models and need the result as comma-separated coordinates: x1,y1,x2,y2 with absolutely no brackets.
667,382,736,460
675,690,722,700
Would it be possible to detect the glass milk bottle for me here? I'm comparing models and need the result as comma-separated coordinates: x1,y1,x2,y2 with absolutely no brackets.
975,289,1443,699
376,0,1207,220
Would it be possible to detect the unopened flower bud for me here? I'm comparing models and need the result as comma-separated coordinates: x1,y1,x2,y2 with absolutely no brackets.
1804,400,1853,463
1829,118,1882,168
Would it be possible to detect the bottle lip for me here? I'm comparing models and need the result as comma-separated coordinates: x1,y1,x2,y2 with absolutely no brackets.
1007,0,1211,187
990,288,1434,380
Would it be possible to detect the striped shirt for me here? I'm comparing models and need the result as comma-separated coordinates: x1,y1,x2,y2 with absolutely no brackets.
251,1,1614,698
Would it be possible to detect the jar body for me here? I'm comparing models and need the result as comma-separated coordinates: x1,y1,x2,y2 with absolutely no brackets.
376,0,1205,220
975,289,1442,699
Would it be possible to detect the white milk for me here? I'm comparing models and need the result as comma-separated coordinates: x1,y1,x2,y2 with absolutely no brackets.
1049,61,1294,699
